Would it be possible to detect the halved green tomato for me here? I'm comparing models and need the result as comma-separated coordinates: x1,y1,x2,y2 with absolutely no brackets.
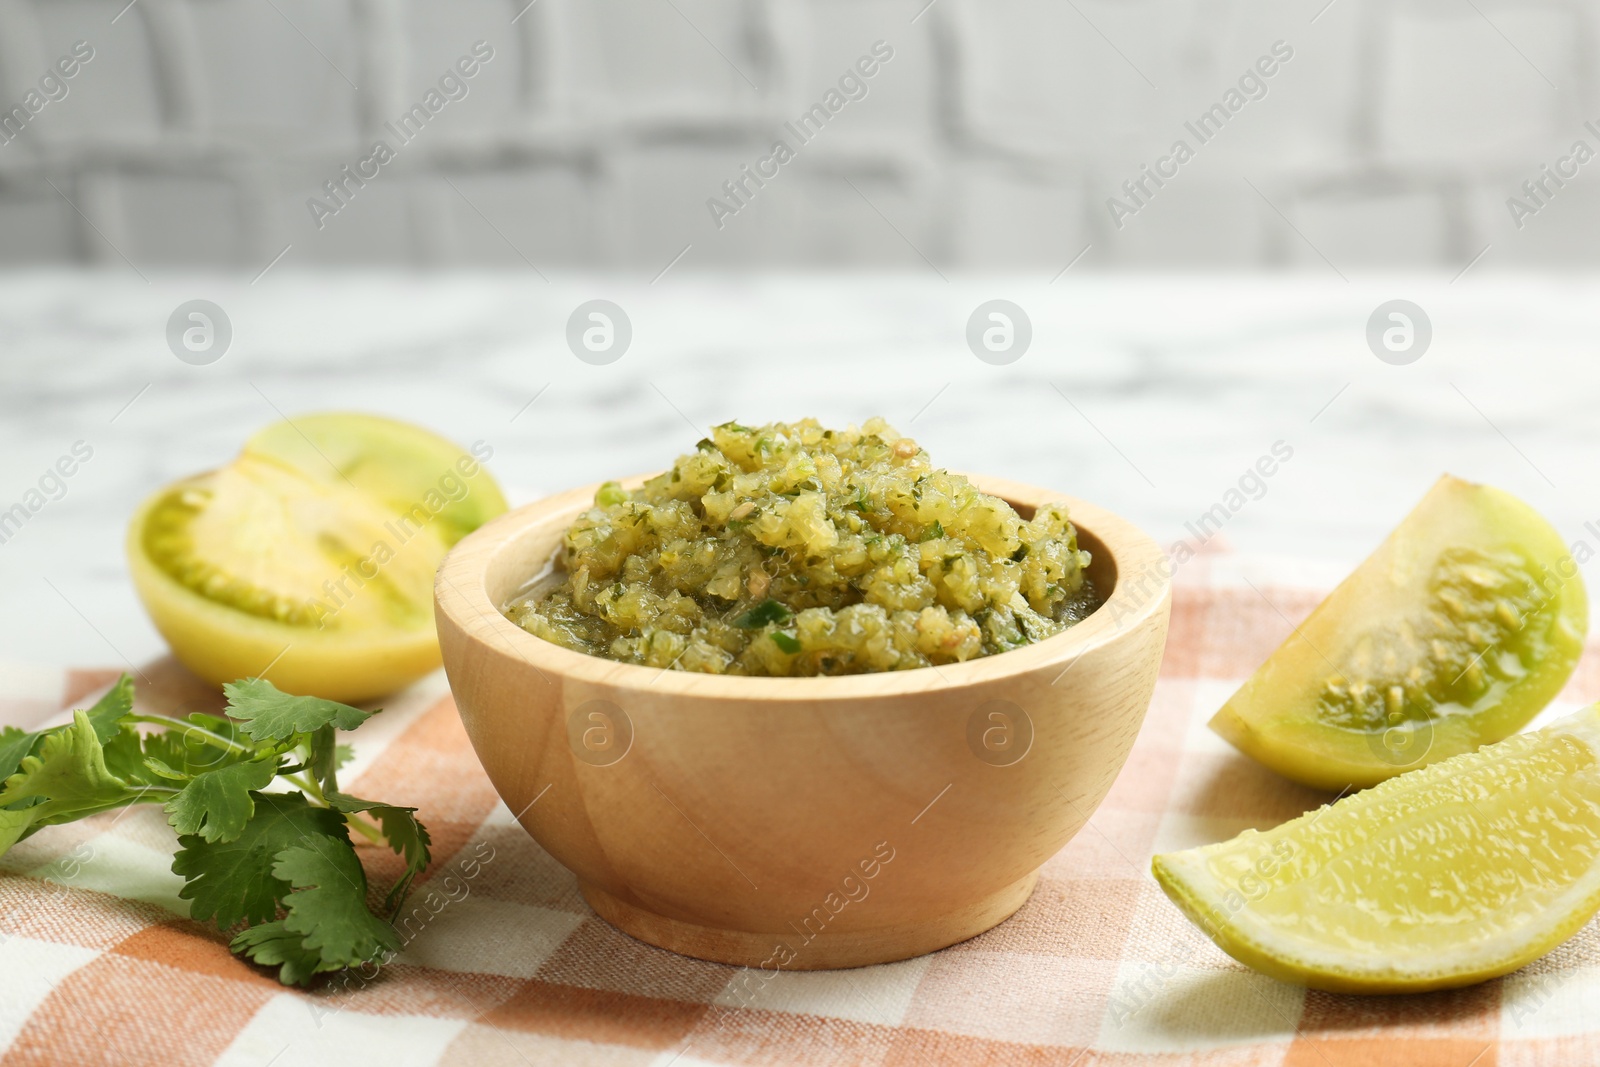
129,414,507,702
242,412,504,547
1211,475,1587,790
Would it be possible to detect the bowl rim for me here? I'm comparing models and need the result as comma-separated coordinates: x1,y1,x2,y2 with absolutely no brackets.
435,471,1171,702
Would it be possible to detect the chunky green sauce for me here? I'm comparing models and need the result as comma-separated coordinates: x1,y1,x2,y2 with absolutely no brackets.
505,418,1097,675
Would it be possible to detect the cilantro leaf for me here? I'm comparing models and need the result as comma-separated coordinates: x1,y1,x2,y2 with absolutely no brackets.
223,680,373,742
83,676,135,743
0,726,38,783
732,599,793,629
0,675,145,823
0,806,35,853
0,711,141,830
230,921,344,987
0,670,132,783
99,724,159,787
273,837,401,969
173,792,348,928
326,791,432,913
135,731,195,779
141,757,188,782
164,759,279,843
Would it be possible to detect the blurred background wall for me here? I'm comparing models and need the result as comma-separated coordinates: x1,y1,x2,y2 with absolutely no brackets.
0,0,1592,273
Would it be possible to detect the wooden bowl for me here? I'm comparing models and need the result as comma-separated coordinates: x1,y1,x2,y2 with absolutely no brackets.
435,474,1170,969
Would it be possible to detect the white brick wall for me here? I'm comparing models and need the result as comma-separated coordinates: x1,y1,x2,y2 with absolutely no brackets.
0,0,1595,270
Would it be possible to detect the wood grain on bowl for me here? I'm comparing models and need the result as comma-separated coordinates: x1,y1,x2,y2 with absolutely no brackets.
435,473,1170,969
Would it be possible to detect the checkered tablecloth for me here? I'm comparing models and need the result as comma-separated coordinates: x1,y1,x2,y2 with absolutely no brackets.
4,546,1600,1067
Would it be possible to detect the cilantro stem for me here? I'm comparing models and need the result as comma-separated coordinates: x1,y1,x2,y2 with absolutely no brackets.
127,715,251,756
277,769,385,846
283,772,324,802
127,786,181,799
343,813,384,844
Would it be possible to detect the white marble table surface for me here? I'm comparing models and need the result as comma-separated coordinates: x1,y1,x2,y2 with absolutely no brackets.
1,270,1596,675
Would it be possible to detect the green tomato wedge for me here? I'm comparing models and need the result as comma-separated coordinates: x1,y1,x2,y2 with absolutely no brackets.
1211,474,1587,790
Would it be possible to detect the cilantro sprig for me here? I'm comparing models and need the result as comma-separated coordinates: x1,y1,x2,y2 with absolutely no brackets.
0,676,430,986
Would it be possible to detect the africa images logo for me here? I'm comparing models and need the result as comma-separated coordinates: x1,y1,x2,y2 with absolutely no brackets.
1505,123,1600,230
705,40,895,229
0,41,95,147
305,42,495,230
1105,40,1294,229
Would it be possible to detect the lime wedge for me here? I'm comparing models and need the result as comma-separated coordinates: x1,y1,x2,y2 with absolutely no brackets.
1155,705,1600,993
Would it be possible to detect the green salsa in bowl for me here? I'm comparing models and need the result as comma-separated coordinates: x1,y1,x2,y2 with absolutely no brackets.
504,418,1101,676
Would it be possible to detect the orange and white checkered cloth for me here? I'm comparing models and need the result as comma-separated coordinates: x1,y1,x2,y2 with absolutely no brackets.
4,547,1600,1067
